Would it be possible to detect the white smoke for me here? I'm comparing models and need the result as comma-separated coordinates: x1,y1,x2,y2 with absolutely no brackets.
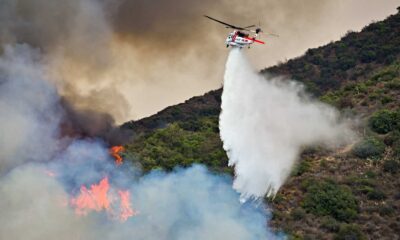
220,49,355,198
0,163,277,240
0,164,99,240
0,45,62,174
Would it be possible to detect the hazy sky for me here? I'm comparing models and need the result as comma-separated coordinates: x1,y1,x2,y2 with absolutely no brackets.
1,0,398,123
118,0,399,121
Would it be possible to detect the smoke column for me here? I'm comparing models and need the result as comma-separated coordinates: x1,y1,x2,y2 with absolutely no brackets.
219,49,355,199
0,45,62,174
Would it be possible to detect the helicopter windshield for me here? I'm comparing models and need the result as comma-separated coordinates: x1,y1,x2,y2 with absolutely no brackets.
237,31,249,37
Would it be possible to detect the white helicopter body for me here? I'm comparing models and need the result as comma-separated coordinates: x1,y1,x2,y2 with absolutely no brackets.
204,15,272,49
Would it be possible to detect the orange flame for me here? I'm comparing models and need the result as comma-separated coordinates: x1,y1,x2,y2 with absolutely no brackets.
118,190,137,221
70,177,136,221
110,146,125,165
71,177,111,215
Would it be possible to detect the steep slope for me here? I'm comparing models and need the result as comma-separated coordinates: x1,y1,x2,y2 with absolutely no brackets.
122,7,400,239
266,7,400,94
267,60,400,239
122,7,400,135
122,89,222,135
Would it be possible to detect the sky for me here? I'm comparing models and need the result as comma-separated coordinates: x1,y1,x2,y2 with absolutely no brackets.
115,0,400,122
1,0,398,123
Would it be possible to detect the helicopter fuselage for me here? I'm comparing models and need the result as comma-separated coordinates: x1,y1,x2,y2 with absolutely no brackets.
225,30,264,48
203,15,267,48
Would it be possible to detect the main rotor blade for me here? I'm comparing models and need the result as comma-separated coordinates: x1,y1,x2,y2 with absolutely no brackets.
266,33,279,37
243,24,256,29
204,15,246,30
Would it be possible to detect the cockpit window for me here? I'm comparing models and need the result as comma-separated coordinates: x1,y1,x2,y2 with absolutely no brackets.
237,31,249,37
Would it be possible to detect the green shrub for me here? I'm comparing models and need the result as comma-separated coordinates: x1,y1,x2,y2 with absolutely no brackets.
378,204,395,216
338,57,356,71
338,96,354,108
292,160,311,176
334,224,365,240
383,160,400,173
371,67,398,82
385,79,400,90
355,83,368,94
360,50,376,63
369,109,399,134
302,179,358,221
352,137,385,159
320,159,328,168
287,233,304,240
291,207,306,221
357,185,374,195
364,170,377,178
367,189,386,201
321,216,340,232
125,119,228,173
271,210,285,221
343,83,356,92
346,176,382,197
383,130,400,146
268,193,285,204
320,91,341,106
368,92,379,101
300,178,317,191
380,95,394,105
345,175,376,187
393,140,400,159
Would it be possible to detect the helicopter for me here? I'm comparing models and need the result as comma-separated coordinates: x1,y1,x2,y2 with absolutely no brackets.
204,15,278,49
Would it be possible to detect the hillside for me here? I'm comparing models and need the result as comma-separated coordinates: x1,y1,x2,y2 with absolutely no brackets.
121,8,400,240
122,7,400,135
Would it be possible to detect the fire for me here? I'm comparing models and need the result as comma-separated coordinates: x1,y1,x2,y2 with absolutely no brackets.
70,177,111,215
110,146,125,165
64,146,136,221
118,190,137,221
70,177,136,222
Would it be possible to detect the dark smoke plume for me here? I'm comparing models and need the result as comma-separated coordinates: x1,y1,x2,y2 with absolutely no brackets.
59,98,133,145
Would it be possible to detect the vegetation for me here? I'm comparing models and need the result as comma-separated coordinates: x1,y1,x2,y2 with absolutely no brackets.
292,160,311,176
290,207,306,221
383,160,400,173
264,11,400,95
125,116,230,173
352,137,385,159
121,8,400,239
334,224,365,240
302,179,358,221
384,130,400,146
393,140,400,159
121,89,222,135
378,204,395,216
321,217,340,232
366,189,386,201
369,109,400,134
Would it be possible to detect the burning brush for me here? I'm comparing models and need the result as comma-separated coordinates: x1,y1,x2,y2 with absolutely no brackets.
70,177,137,222
110,146,125,166
43,143,136,222
68,145,136,222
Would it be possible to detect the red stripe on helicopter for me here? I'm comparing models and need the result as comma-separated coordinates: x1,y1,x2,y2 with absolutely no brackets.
232,33,238,42
244,37,265,44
